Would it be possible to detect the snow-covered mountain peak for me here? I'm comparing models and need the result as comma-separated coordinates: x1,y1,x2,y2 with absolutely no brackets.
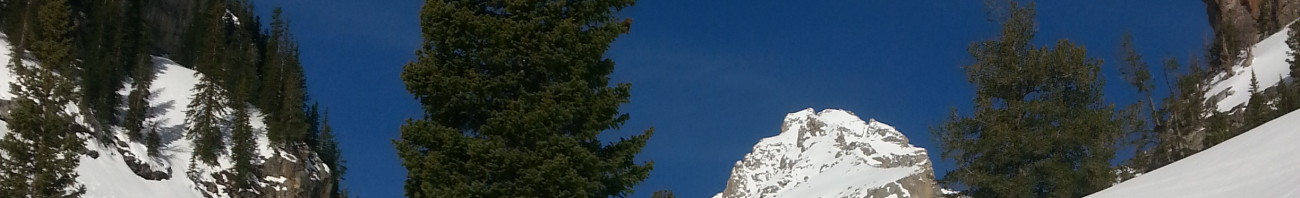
716,108,938,198
775,108,911,154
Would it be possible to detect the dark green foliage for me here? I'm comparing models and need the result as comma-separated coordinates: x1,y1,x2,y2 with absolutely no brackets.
1117,33,1159,159
0,0,87,196
1282,28,1300,113
186,75,226,165
230,85,259,195
1256,0,1280,37
650,190,676,198
146,122,162,157
395,0,653,197
316,110,347,198
933,2,1122,197
77,0,130,129
184,0,230,166
258,8,312,146
1202,110,1236,147
1119,33,1154,94
1130,57,1213,172
0,0,29,41
1276,26,1298,114
273,51,308,144
123,0,156,143
1,0,339,196
306,103,322,149
256,8,287,117
1245,71,1268,129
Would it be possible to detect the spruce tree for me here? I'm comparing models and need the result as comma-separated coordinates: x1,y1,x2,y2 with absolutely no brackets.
78,0,132,129
0,0,86,196
229,84,259,196
185,0,230,165
186,74,227,165
306,103,322,149
1245,71,1267,130
257,8,287,112
396,0,653,197
933,2,1121,197
1284,23,1300,112
123,0,156,142
276,44,308,144
316,110,347,198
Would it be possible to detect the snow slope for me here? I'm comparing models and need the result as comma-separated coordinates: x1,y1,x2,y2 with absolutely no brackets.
1091,20,1300,198
714,108,938,198
1204,21,1296,112
0,34,293,198
1087,109,1300,197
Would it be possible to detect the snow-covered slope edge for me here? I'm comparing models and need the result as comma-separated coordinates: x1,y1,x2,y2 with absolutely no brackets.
1204,20,1296,112
0,34,333,197
1087,109,1300,197
714,108,940,198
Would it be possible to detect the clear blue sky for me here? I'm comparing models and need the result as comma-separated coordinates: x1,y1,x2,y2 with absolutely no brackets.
250,0,1210,197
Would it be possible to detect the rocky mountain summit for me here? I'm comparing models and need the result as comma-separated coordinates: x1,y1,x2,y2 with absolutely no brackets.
714,108,939,198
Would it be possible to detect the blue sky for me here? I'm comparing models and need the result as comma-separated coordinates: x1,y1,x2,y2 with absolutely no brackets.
250,0,1210,197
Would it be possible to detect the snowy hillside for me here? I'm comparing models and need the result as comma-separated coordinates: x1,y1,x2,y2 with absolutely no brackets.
713,108,939,198
1204,21,1296,112
1087,109,1300,197
0,34,330,197
1089,20,1300,197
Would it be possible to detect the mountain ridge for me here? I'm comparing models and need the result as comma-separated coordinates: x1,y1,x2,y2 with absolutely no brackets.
714,108,939,198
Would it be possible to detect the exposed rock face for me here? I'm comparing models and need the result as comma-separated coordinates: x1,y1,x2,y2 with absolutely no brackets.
714,108,939,198
194,145,335,198
259,145,335,198
1203,0,1299,64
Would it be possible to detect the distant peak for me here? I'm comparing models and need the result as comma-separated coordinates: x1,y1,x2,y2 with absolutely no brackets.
786,108,817,119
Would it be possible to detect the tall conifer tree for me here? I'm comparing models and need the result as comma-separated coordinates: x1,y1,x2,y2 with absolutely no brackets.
185,0,229,165
229,83,259,196
124,0,156,143
933,2,1122,197
316,110,347,198
0,0,87,196
396,0,654,197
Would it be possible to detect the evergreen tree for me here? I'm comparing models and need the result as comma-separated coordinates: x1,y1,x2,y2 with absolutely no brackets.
186,74,227,165
272,41,308,145
1289,23,1299,79
229,84,259,196
123,0,156,142
257,8,287,113
395,0,653,197
1117,33,1158,155
933,2,1121,197
1285,23,1300,113
184,0,231,166
1256,0,1279,36
306,103,322,149
0,0,87,196
316,110,347,198
1245,71,1267,129
78,0,132,129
